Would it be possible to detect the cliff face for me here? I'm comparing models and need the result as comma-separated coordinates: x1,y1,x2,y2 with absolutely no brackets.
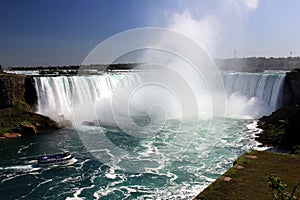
285,69,300,105
0,74,26,109
0,74,38,110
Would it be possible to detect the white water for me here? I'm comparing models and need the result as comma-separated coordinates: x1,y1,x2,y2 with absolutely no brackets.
223,72,285,118
34,72,285,122
4,71,284,199
34,74,138,122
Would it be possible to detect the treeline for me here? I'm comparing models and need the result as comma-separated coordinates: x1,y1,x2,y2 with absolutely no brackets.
5,57,300,74
215,57,300,72
8,63,141,71
7,63,142,75
8,65,80,71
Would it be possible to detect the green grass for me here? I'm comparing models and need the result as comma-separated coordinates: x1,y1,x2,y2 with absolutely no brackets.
194,150,300,200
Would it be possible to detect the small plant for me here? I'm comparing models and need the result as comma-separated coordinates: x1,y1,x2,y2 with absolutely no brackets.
267,175,299,200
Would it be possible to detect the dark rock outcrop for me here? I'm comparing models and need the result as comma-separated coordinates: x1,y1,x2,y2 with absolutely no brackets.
0,98,60,137
257,106,300,154
285,69,300,106
17,112,60,134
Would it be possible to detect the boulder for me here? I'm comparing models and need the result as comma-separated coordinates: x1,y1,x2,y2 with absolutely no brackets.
3,132,21,138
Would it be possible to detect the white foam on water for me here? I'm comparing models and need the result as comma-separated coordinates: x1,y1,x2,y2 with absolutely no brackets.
29,72,286,199
20,179,53,199
0,165,35,171
65,188,85,200
105,168,117,180
17,143,35,154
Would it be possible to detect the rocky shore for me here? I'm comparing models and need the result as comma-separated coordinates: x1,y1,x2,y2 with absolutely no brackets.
0,101,61,139
257,106,300,155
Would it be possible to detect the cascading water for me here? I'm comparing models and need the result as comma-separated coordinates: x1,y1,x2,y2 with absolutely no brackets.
34,72,286,122
1,71,284,200
223,72,286,118
34,74,141,123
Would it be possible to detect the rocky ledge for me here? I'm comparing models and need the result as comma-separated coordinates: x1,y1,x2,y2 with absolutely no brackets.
0,101,62,139
257,106,300,155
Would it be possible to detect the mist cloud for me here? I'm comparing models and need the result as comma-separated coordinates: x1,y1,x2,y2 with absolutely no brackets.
167,0,259,57
168,11,220,56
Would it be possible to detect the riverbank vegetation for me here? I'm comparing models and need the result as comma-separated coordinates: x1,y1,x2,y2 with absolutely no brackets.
216,57,300,72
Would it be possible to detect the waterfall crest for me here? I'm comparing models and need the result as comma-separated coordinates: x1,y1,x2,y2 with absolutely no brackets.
34,72,286,122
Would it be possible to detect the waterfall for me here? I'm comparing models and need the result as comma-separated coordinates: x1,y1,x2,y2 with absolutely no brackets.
34,72,286,122
223,72,285,118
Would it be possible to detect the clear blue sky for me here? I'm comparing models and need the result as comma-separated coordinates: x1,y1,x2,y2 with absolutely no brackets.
1,0,300,66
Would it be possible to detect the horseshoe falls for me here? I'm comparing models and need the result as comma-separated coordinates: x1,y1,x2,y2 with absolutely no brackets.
0,72,285,199
34,72,285,121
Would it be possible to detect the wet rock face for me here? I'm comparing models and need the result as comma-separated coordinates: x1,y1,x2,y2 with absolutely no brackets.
285,69,300,105
0,75,25,109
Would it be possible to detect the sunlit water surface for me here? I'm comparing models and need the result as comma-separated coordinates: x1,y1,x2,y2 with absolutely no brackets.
0,118,264,200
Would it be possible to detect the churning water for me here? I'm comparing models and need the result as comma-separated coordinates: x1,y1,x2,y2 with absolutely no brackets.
0,71,284,199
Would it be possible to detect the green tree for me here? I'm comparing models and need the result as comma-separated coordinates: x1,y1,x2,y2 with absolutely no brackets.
267,175,299,200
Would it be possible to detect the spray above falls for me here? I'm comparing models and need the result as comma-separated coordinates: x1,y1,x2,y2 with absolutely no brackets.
33,28,286,126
